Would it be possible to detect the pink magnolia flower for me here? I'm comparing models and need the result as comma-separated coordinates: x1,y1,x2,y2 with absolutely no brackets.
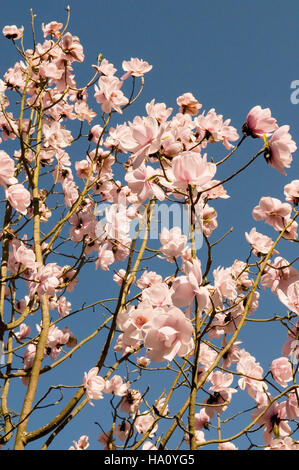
83,367,106,405
286,391,299,419
245,227,277,256
134,414,157,438
146,99,173,122
176,92,202,115
141,306,194,362
23,343,37,370
98,432,115,450
243,105,278,138
261,256,298,294
252,401,291,445
2,25,24,40
61,33,84,62
122,58,152,80
29,263,61,299
114,421,131,441
136,271,162,289
6,184,31,215
202,204,218,237
94,76,128,114
93,58,117,76
128,116,165,169
171,259,210,310
270,357,293,387
125,164,165,202
264,125,297,175
141,283,172,307
277,281,299,315
0,151,18,188
8,239,36,272
159,227,187,260
142,441,158,450
15,323,31,341
42,21,63,38
284,179,299,205
213,266,238,300
194,408,210,430
265,437,299,450
194,108,239,149
105,375,129,396
252,196,292,232
69,435,89,450
42,120,73,149
172,151,216,188
219,442,238,450
237,350,266,398
121,389,142,414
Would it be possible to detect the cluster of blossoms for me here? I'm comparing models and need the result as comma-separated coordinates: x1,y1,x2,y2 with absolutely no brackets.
0,15,298,452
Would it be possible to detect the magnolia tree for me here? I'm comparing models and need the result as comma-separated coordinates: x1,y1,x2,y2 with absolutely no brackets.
0,8,298,451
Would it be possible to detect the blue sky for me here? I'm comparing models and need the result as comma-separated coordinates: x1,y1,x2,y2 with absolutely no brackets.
1,0,299,450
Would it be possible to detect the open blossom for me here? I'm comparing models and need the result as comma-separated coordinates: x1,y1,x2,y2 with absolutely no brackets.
159,227,187,260
252,401,291,445
125,164,165,202
265,437,299,450
136,271,162,289
171,258,210,310
270,357,293,387
42,21,63,38
176,92,202,115
284,179,299,205
29,263,61,298
105,375,129,396
213,266,238,300
264,125,297,175
172,152,216,188
2,25,24,40
141,283,173,307
142,441,158,450
6,184,31,215
219,442,238,450
277,281,299,315
9,239,36,272
145,99,173,122
94,76,128,114
245,227,277,256
69,435,89,450
0,150,18,188
194,108,239,149
237,350,266,397
23,343,36,370
286,390,299,419
114,421,131,441
252,197,292,232
128,116,165,169
122,58,152,80
61,33,84,62
242,105,278,138
42,120,73,149
141,306,194,362
83,367,106,405
261,256,298,294
134,414,157,438
121,389,142,414
15,323,31,341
